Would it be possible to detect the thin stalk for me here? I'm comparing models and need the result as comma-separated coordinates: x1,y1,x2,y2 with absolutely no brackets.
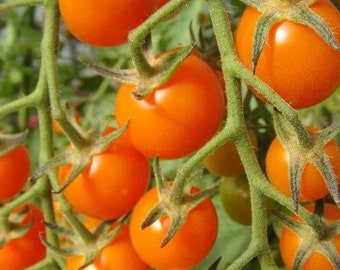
128,0,192,78
41,0,87,149
39,0,96,244
233,63,312,148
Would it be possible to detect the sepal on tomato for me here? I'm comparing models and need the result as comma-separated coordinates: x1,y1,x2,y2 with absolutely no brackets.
0,130,28,156
30,117,128,193
41,219,122,269
0,205,33,247
274,202,340,269
242,0,340,72
141,157,219,247
271,110,340,212
80,39,193,99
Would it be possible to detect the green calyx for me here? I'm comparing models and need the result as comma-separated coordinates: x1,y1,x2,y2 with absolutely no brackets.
274,201,340,269
141,157,219,247
0,131,28,156
41,219,122,269
81,36,193,99
0,206,33,247
30,116,128,193
240,0,340,72
272,110,340,212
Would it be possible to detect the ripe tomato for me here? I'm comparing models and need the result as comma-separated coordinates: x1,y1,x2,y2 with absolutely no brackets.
265,127,340,202
58,0,155,47
115,54,225,159
0,204,46,269
235,0,340,109
203,130,257,177
0,145,31,202
58,141,150,220
67,224,150,270
280,203,340,270
129,185,218,269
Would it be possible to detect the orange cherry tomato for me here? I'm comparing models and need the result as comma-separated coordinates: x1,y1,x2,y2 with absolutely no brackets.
266,127,340,202
0,204,46,269
59,0,155,47
0,145,31,202
115,53,225,159
280,203,340,270
235,0,340,109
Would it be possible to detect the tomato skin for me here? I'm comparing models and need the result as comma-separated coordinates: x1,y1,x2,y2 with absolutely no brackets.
0,204,46,269
58,0,155,47
280,203,340,270
203,130,257,177
58,142,150,220
266,127,340,202
67,224,151,270
115,54,225,159
154,0,169,8
129,185,218,270
235,0,340,109
0,145,31,202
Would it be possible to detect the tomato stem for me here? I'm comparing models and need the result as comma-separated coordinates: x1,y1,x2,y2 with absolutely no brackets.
128,0,191,78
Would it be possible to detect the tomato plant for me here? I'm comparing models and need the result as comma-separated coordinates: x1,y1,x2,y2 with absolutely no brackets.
58,0,155,47
2,0,340,269
280,203,340,270
0,145,31,202
58,141,151,220
129,185,218,269
0,204,46,269
203,130,257,177
66,224,150,270
115,53,225,159
265,127,340,202
235,0,340,109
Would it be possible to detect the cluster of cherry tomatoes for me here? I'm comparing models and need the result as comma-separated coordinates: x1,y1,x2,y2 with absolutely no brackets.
60,52,225,269
0,0,340,269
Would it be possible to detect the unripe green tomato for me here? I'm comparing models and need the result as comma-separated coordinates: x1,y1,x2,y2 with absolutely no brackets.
220,174,272,225
203,130,257,177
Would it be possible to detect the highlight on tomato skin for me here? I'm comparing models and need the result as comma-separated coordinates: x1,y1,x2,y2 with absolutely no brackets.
129,185,218,270
234,0,340,109
58,0,155,47
0,144,31,202
115,53,225,160
58,141,151,220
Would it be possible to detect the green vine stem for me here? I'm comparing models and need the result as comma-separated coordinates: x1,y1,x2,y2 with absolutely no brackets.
0,0,337,269
38,0,96,245
41,0,88,150
0,0,97,263
128,0,191,78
